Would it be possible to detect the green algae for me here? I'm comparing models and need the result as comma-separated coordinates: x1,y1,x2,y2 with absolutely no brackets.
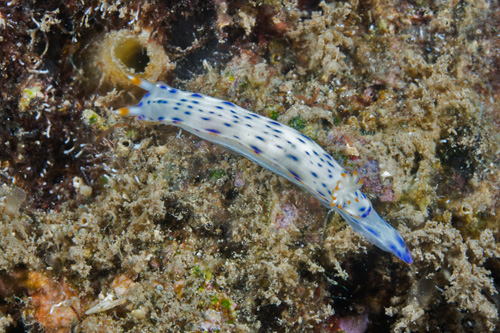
288,115,306,130
209,169,226,180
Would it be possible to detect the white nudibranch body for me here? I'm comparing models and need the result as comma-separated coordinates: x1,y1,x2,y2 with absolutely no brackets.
117,75,412,264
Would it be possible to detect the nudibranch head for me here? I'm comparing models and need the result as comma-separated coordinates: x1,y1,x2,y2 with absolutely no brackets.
330,171,372,219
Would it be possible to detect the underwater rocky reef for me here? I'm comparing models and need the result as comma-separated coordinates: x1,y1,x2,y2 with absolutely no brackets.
0,0,499,331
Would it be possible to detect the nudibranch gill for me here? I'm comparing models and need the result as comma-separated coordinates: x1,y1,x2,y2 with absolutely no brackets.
116,75,412,264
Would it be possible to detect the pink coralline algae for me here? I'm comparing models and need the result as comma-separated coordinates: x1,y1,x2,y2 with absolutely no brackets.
273,202,299,230
358,160,395,203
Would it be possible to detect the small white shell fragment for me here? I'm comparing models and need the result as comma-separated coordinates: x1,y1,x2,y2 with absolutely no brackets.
73,177,92,197
345,143,359,156
132,307,148,320
381,171,392,179
0,184,26,217
85,294,127,315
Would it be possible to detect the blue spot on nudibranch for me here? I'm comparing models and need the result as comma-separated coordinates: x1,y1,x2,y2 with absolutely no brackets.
250,145,262,154
256,136,265,141
288,169,301,181
138,115,145,120
223,101,235,106
365,227,379,237
233,135,240,139
327,161,335,168
188,105,193,109
276,145,283,149
216,106,223,110
324,154,332,160
184,111,191,115
388,243,398,253
286,154,299,161
159,85,167,89
246,124,252,127
297,137,306,144
138,102,143,107
300,133,313,142
169,89,177,93
224,123,232,127
180,99,187,102
173,107,179,110
206,129,221,134
201,117,211,121
145,92,151,97
244,116,252,120
191,93,203,98
250,114,260,118
172,117,182,123
268,121,281,126
396,234,406,248
322,183,327,188
158,117,165,121
360,206,372,218
176,102,181,105
230,110,237,114
311,172,318,178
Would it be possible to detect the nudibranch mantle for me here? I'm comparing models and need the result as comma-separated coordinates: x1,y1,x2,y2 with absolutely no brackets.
116,75,412,264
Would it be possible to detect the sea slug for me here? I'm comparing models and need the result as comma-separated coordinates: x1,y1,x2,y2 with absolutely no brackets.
116,75,413,264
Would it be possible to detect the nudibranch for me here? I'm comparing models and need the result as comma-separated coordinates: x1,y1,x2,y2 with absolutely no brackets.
116,75,412,264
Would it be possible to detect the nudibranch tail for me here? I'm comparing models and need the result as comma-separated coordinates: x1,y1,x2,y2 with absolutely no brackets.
116,76,413,264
